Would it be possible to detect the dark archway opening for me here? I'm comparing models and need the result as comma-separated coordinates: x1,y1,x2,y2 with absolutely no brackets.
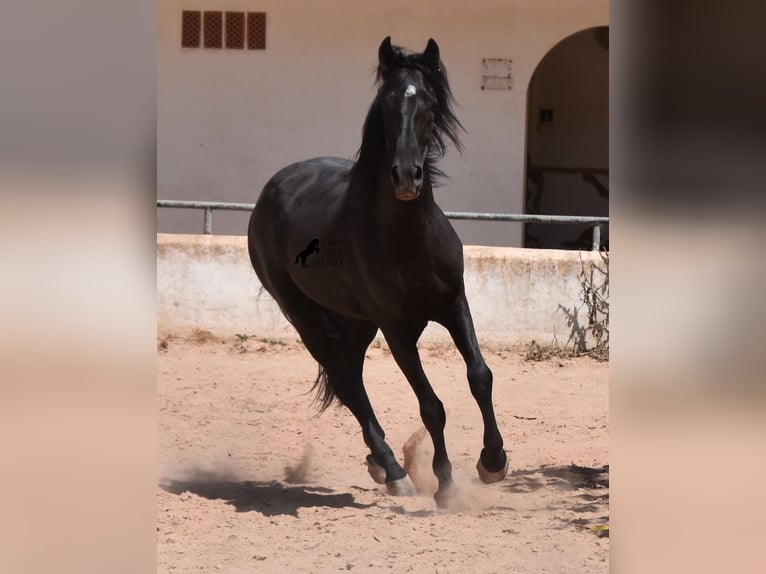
524,26,609,250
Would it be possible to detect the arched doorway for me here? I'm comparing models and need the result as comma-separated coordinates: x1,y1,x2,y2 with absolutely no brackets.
524,26,609,250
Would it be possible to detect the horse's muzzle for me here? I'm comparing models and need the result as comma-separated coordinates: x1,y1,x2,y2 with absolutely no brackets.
394,186,421,201
391,163,423,201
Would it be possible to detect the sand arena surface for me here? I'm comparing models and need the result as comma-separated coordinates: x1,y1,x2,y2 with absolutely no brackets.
158,334,608,573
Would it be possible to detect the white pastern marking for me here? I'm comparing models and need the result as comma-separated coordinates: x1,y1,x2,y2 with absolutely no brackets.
404,84,417,98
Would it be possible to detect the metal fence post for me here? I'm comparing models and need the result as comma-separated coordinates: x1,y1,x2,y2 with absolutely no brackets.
203,207,213,235
591,224,601,251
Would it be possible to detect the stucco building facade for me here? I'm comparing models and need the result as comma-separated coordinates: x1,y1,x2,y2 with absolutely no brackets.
158,1,608,247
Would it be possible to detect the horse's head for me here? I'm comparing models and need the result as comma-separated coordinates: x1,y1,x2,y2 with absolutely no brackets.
373,37,463,202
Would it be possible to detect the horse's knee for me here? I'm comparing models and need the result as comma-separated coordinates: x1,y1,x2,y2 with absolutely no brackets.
419,398,446,430
468,362,493,401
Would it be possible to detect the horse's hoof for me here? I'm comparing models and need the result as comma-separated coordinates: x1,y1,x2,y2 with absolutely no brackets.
477,455,509,484
433,484,458,509
386,475,417,497
366,454,387,484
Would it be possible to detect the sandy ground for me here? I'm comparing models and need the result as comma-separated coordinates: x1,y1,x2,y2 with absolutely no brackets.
157,334,608,573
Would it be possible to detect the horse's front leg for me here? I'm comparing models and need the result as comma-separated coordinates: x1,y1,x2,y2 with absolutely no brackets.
438,293,508,483
381,324,455,506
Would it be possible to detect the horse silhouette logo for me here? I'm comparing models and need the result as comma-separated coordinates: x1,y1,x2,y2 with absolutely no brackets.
294,238,320,268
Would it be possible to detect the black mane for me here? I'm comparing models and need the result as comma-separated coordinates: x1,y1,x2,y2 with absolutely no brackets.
349,41,464,187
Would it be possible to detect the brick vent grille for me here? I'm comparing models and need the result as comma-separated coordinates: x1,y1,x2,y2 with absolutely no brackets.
247,12,266,50
181,11,201,48
182,10,265,50
203,11,223,49
225,12,245,49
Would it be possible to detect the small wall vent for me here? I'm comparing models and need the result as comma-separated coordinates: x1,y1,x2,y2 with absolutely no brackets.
247,12,266,50
181,11,201,48
225,12,245,49
203,11,223,49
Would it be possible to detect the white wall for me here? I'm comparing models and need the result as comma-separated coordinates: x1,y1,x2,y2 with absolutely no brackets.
157,234,606,348
158,1,608,245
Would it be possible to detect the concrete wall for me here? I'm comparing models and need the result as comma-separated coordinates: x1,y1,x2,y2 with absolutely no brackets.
157,234,605,348
158,1,608,246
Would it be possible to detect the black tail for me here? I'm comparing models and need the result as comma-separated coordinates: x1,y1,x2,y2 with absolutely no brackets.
279,305,341,414
310,364,337,413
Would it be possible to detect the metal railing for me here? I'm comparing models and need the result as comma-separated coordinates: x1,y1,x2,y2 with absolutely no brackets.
157,199,609,250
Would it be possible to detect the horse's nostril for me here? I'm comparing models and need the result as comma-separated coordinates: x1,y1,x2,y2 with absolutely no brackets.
391,166,401,185
414,165,423,181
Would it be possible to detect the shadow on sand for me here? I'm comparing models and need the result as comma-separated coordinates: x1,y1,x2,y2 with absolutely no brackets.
160,471,373,517
504,464,609,532
504,463,609,494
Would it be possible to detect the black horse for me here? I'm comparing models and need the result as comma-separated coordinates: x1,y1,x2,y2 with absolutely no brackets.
248,37,508,505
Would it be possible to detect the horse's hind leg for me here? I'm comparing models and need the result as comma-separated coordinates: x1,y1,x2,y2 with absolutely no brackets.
267,283,410,492
439,294,508,483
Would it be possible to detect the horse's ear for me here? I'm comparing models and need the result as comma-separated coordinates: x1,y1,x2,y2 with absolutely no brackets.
378,36,395,78
424,38,440,70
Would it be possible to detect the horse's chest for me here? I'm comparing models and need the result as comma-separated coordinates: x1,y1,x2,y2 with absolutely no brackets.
371,261,456,317
346,233,461,318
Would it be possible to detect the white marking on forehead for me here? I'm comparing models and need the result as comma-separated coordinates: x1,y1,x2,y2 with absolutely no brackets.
404,84,417,98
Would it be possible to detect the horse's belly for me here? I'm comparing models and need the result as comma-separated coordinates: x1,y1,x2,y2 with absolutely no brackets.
290,268,369,320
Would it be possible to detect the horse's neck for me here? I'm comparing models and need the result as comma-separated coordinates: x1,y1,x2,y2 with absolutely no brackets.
346,158,439,250
370,173,437,252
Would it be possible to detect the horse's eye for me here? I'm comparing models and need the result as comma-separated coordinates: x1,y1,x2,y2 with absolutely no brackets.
380,92,397,110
